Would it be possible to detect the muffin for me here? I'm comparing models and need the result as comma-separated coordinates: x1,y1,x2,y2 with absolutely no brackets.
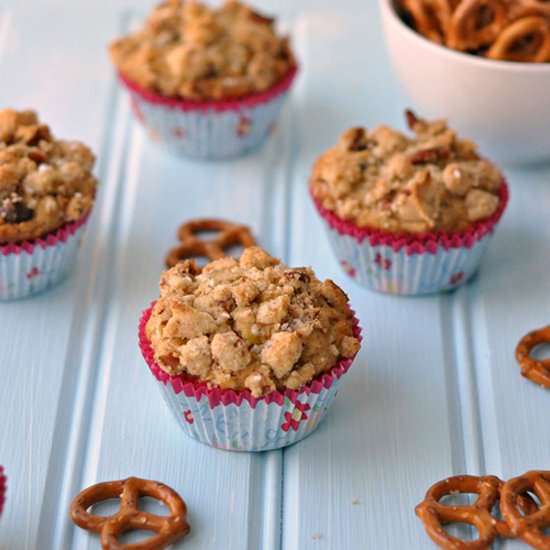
0,109,97,299
110,0,298,159
139,247,361,451
309,110,509,295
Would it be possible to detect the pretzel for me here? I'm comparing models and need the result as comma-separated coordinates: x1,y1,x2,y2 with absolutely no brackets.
165,218,257,268
515,324,550,389
501,471,550,549
487,15,550,61
509,0,550,20
70,477,190,550
400,0,454,42
415,475,537,549
447,0,508,50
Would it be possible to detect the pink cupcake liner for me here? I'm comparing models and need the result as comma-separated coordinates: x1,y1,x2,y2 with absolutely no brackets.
0,466,6,517
138,303,362,451
0,215,88,256
311,182,509,254
118,68,298,160
311,182,509,295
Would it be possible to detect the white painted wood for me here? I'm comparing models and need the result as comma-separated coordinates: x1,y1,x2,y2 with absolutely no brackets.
0,1,549,550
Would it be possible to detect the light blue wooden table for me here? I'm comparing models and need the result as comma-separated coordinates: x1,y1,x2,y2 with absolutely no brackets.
0,1,549,548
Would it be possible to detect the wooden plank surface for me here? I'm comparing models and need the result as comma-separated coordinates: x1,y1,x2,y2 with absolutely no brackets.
0,1,549,549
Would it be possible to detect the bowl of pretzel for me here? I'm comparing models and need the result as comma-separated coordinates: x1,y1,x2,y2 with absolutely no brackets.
380,0,550,164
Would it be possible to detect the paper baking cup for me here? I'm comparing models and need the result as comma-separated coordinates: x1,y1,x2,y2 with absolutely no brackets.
118,68,297,160
311,183,509,296
0,466,6,517
139,305,361,452
0,216,88,300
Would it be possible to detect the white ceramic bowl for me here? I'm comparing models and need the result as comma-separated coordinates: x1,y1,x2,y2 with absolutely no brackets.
380,0,550,165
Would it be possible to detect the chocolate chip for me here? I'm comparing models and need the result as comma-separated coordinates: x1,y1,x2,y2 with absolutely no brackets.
0,202,34,224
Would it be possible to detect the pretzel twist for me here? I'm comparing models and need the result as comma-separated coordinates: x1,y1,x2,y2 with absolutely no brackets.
165,218,257,268
509,0,550,20
415,475,538,549
487,15,550,61
70,477,190,550
515,324,550,389
447,0,508,50
501,471,550,550
401,0,454,42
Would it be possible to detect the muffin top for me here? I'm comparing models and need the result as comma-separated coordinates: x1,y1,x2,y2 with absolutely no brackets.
146,247,360,397
110,0,296,100
0,109,97,243
310,111,504,234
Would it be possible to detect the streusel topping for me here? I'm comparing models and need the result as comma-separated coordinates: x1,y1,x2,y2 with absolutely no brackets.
146,247,360,397
110,0,296,100
0,109,97,243
310,111,504,234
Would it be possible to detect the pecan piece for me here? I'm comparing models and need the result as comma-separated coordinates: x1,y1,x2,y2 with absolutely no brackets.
405,109,420,130
410,147,450,165
342,127,369,152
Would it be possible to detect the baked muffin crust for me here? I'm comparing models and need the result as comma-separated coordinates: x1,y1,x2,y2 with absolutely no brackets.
310,111,504,234
110,0,296,100
146,247,360,397
0,109,97,243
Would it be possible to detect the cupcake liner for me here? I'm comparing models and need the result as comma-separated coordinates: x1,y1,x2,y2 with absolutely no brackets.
0,215,89,300
118,68,298,160
138,305,362,452
311,183,509,295
0,466,6,517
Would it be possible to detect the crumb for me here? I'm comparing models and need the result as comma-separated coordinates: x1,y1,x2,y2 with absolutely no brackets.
351,498,360,505
311,532,323,541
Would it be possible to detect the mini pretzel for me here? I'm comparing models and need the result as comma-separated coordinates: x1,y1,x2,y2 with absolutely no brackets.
447,0,508,50
509,0,550,20
415,475,536,549
400,0,454,42
165,218,257,268
501,471,550,549
70,477,190,550
487,16,550,62
516,324,550,389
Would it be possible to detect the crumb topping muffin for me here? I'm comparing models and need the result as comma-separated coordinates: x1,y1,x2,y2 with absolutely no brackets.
310,111,504,234
110,0,296,101
0,109,97,243
146,247,360,397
